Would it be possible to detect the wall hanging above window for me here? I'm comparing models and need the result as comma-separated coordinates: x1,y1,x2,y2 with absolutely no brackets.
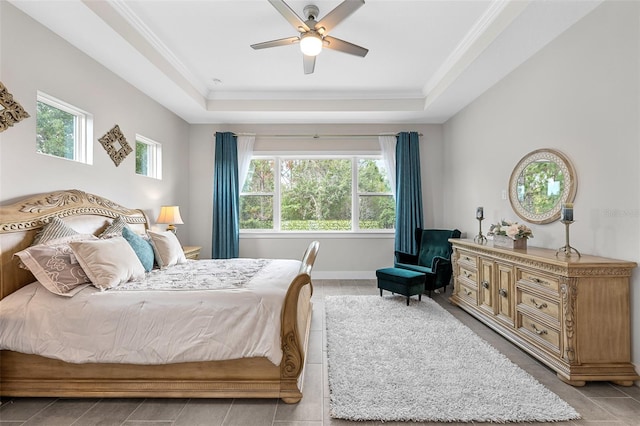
0,81,30,133
99,124,132,166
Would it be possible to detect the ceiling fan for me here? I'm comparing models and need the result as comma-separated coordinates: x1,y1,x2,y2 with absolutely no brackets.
251,0,368,74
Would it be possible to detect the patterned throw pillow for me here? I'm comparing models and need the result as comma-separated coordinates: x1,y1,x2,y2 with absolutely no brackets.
14,244,91,297
98,215,131,239
19,218,95,270
147,230,187,268
122,227,154,272
32,217,79,245
69,237,146,290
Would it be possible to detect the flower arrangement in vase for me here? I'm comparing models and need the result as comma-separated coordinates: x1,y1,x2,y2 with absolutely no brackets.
488,220,533,249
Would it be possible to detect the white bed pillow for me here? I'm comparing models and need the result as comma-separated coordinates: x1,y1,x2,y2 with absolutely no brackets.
69,237,145,290
147,230,187,268
14,244,91,297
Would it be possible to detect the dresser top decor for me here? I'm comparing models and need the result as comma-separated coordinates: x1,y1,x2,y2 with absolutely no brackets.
488,220,533,240
488,220,533,250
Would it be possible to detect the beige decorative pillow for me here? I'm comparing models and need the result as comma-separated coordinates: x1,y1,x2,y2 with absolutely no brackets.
147,230,187,268
69,237,146,290
18,233,98,270
14,244,91,297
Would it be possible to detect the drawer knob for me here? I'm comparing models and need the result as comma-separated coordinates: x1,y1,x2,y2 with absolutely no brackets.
464,289,472,296
498,288,507,297
531,277,550,286
530,298,548,310
464,271,472,278
531,323,548,336
482,280,490,289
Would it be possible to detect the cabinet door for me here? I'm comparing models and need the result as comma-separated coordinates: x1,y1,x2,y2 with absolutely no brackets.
478,258,495,315
496,262,515,326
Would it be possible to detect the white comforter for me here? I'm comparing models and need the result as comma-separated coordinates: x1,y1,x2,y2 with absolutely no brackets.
0,258,302,365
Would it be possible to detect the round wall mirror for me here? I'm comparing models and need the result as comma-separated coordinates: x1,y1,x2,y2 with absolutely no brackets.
508,149,577,224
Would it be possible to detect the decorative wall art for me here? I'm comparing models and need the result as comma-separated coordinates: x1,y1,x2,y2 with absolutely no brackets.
0,81,30,133
98,124,132,166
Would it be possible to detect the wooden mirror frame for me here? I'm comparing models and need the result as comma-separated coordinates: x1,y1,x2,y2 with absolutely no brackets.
508,148,577,224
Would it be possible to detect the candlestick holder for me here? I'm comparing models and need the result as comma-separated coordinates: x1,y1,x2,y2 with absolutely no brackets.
556,220,581,258
474,217,487,245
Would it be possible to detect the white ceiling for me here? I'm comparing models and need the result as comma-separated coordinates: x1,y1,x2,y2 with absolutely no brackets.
10,0,602,124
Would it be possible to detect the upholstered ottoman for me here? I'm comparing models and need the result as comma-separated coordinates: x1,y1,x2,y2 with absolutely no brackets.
376,267,426,305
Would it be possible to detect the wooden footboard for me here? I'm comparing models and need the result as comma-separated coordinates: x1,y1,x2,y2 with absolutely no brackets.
0,190,318,403
279,250,317,402
0,271,314,402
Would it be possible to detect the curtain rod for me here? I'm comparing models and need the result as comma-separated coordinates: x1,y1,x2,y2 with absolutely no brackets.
219,133,423,139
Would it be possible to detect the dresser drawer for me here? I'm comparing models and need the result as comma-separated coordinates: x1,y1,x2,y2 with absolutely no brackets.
458,266,477,285
518,289,560,322
518,312,561,355
458,252,478,269
517,269,560,293
458,283,478,304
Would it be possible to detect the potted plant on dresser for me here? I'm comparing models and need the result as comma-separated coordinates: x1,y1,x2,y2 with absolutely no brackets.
488,219,533,249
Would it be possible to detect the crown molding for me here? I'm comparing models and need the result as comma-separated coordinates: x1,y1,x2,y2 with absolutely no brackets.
422,0,530,108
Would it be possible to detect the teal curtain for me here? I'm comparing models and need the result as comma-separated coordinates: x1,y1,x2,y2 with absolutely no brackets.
395,131,423,253
212,132,239,259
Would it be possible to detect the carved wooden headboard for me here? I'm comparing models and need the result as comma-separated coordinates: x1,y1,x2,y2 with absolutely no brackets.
0,189,149,300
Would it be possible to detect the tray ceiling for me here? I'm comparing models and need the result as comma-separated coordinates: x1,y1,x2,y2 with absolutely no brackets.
10,0,602,124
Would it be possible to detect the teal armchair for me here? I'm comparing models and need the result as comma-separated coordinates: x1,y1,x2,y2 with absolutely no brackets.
394,228,461,296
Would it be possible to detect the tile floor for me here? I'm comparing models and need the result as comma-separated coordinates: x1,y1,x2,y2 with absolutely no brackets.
1,279,639,425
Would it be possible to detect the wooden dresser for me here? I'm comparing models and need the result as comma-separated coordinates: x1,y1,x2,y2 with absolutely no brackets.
449,239,639,386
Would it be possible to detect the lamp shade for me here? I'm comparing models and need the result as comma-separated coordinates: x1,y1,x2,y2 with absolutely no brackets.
156,205,184,226
300,33,322,56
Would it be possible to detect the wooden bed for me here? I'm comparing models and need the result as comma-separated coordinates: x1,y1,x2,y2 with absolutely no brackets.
0,189,317,403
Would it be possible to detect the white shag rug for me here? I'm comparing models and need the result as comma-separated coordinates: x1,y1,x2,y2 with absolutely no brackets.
325,295,580,423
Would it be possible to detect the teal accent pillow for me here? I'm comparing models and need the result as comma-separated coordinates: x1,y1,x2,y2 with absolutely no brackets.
122,227,154,272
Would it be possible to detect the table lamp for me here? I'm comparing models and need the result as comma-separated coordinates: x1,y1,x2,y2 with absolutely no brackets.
156,205,184,234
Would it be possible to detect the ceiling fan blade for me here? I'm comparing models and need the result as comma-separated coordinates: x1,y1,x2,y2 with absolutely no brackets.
303,54,316,74
323,36,368,57
268,0,310,32
314,0,365,34
251,36,300,50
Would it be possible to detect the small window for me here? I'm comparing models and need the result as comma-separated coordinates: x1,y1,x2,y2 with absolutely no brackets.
135,135,162,179
36,92,93,164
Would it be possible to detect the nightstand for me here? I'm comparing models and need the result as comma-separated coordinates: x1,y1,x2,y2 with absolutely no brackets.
182,246,201,260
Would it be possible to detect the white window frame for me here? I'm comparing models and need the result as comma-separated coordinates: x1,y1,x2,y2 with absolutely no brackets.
135,134,162,179
240,154,394,235
36,91,93,164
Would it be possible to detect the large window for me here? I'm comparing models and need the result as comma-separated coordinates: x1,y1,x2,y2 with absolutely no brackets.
240,156,394,232
36,92,92,164
135,135,162,179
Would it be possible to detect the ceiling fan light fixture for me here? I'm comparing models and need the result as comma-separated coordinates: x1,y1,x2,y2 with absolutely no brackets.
300,32,322,56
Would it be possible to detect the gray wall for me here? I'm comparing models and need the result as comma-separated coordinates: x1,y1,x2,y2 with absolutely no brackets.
0,2,190,233
443,0,640,380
